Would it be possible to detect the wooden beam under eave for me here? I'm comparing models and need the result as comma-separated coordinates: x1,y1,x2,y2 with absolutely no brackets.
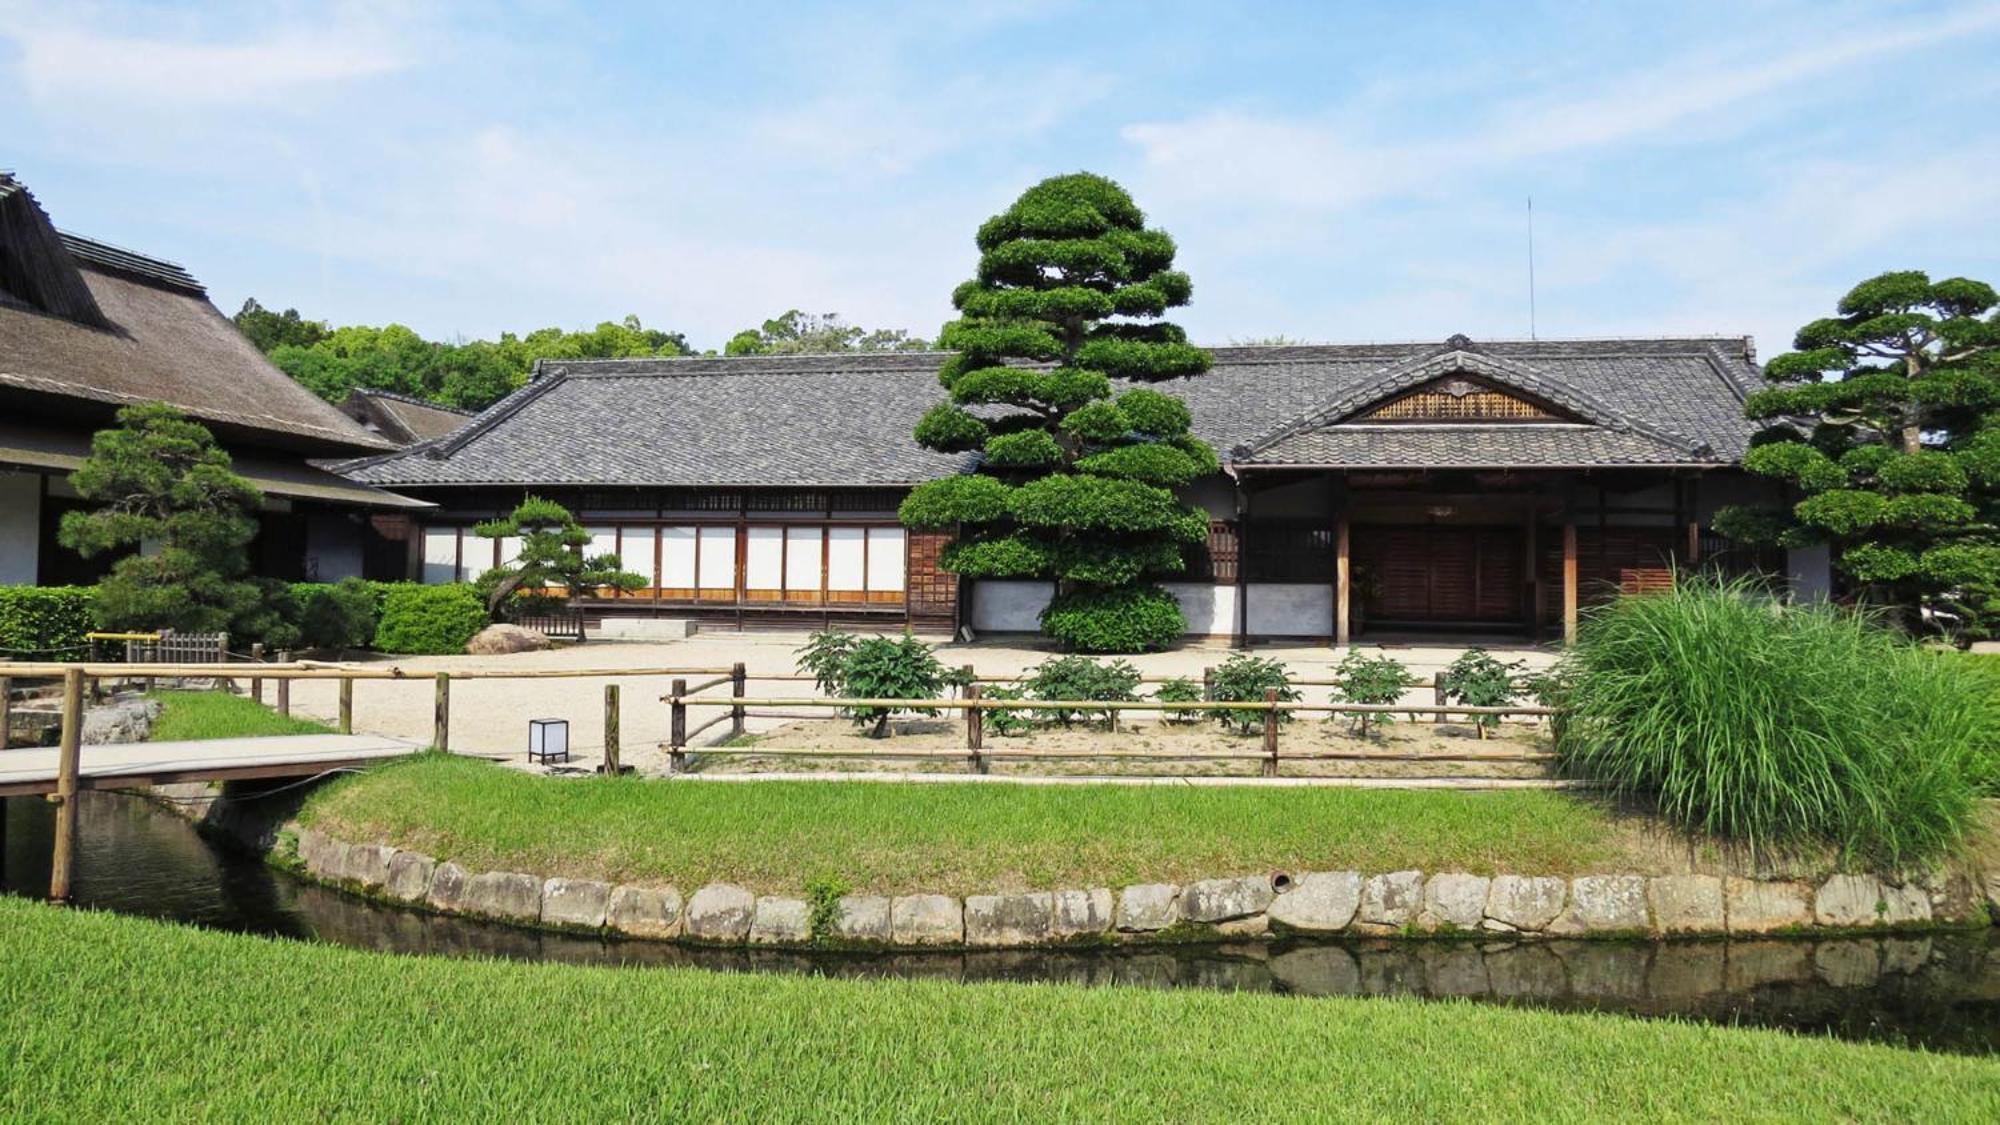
1562,521,1579,645
1334,519,1351,648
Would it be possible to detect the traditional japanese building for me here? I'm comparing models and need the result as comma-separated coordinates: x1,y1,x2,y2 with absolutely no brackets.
0,172,426,585
334,335,1817,643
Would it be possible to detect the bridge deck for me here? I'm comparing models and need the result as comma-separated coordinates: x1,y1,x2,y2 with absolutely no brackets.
0,734,427,798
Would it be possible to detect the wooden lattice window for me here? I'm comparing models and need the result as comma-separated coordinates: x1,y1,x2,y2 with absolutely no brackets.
1359,377,1562,423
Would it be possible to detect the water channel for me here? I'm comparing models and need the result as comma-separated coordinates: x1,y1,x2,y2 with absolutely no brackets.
4,791,1997,1055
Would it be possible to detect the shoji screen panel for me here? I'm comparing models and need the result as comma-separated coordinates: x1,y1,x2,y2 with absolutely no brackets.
785,527,824,603
827,527,868,603
867,527,906,603
697,526,737,601
659,526,697,599
744,526,784,602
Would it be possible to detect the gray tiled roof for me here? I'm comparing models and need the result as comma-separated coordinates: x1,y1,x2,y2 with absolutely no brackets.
336,336,1760,487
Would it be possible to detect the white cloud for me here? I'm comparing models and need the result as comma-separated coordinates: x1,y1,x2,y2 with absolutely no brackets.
5,19,413,108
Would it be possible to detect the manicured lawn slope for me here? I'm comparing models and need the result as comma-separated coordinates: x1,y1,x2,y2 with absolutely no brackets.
2,900,1993,1121
148,690,334,741
303,755,1635,893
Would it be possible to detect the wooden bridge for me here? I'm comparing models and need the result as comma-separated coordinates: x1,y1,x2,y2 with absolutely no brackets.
0,732,423,799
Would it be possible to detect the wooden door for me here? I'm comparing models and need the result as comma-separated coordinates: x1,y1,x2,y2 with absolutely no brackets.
1359,526,1525,626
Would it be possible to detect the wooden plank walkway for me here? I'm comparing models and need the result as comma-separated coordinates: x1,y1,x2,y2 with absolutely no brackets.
0,734,427,798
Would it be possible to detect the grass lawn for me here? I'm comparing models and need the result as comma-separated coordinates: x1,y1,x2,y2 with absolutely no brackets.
303,754,1652,894
2,899,1993,1121
147,690,335,741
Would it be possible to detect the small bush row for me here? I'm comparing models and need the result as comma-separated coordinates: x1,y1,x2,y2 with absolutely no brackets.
0,586,96,657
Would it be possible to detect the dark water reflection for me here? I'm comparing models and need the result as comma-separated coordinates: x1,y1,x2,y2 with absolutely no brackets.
6,792,1999,1054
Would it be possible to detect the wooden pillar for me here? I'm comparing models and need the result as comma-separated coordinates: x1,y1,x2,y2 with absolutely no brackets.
433,672,450,752
249,642,265,704
1686,521,1702,564
965,684,985,773
275,651,291,716
730,662,747,739
1261,688,1280,778
48,667,84,902
1334,519,1352,648
603,684,621,774
1523,508,1541,640
0,675,11,750
1234,516,1249,649
337,677,353,734
669,678,687,773
1562,521,1579,645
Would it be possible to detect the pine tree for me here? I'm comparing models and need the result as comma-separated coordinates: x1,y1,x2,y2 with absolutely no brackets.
58,403,281,639
472,496,647,615
900,173,1213,652
1715,270,2000,637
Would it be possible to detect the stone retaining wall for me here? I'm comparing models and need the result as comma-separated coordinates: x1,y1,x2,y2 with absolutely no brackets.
290,826,1998,948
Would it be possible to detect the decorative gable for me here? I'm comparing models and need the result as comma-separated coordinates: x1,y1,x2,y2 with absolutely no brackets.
1353,375,1567,423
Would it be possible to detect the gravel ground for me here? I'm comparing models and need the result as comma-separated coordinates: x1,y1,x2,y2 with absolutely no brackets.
274,631,1561,779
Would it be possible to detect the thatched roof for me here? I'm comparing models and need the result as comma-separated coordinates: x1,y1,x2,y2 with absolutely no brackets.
0,172,393,457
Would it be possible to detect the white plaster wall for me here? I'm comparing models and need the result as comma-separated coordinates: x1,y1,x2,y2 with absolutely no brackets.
1162,581,1236,636
305,514,365,582
1245,583,1332,637
0,472,41,585
970,580,1053,632
1787,544,1833,601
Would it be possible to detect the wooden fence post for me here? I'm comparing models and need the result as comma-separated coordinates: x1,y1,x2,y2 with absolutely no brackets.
276,651,292,716
1202,666,1215,702
669,678,687,773
337,676,353,735
1431,671,1445,725
249,642,265,704
604,684,621,775
0,675,11,751
48,667,85,902
965,683,985,773
433,672,450,752
1261,687,1279,778
730,662,746,739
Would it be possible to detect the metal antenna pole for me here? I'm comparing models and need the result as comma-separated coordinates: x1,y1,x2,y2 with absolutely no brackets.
1527,195,1538,340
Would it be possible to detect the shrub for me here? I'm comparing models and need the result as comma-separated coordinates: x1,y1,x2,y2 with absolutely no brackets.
296,578,380,650
1555,577,1998,867
1206,653,1300,734
796,629,858,695
1040,585,1185,653
1154,676,1203,725
0,586,95,657
375,584,488,655
983,683,1034,737
1436,648,1528,736
838,632,947,738
1025,655,1142,729
1330,652,1421,738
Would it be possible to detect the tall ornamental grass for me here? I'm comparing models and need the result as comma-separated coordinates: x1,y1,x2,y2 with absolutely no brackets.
1554,578,1998,868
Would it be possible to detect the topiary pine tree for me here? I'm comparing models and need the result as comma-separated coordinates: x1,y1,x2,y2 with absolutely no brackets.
899,173,1213,653
472,496,648,617
1713,270,2000,638
58,402,281,640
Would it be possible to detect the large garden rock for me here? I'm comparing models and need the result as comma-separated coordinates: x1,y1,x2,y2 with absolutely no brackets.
542,877,613,929
749,896,812,944
464,871,542,923
686,883,756,941
890,894,962,945
1267,872,1362,933
1179,876,1275,924
465,623,551,656
1482,875,1566,932
1648,875,1725,934
1050,889,1113,938
1549,875,1648,935
293,827,328,871
606,885,682,939
1880,882,1932,926
1814,874,1890,928
966,893,1054,947
1115,884,1180,932
1418,873,1489,930
427,861,471,913
384,851,436,902
1724,878,1811,934
1358,871,1424,928
833,895,892,942
344,844,394,890
82,695,161,744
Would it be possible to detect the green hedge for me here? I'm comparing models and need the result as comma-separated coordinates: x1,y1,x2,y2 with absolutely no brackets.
0,586,95,657
375,584,488,655
1039,584,1185,653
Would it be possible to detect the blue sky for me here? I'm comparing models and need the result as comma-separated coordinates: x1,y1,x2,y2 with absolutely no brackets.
3,1,1996,357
